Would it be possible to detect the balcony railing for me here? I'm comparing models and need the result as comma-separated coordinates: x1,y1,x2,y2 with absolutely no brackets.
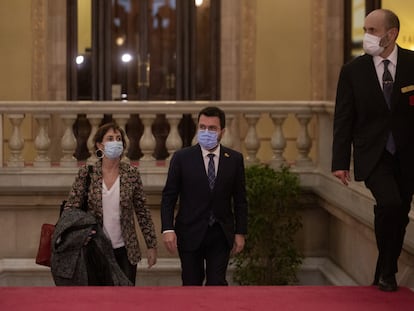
0,100,335,188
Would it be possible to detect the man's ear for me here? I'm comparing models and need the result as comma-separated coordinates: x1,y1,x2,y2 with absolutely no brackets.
390,28,399,41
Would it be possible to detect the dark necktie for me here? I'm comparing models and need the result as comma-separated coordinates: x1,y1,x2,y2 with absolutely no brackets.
207,154,216,189
382,59,396,154
207,153,216,226
382,59,393,108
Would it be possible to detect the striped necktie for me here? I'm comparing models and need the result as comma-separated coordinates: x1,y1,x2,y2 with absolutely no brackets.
207,154,216,226
382,59,396,154
207,154,215,189
382,59,393,108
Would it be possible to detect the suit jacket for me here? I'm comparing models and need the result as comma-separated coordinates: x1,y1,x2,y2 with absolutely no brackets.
161,144,248,251
64,161,157,265
332,46,414,185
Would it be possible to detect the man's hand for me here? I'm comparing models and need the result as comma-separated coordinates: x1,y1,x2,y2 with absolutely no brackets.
232,234,245,255
162,231,177,254
332,170,351,186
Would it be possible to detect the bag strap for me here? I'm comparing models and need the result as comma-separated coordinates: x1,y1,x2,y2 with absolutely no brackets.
59,165,93,216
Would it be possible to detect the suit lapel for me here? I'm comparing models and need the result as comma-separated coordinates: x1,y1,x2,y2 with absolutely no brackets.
363,55,383,94
214,146,230,190
193,145,211,190
118,162,128,212
392,47,405,110
363,55,392,110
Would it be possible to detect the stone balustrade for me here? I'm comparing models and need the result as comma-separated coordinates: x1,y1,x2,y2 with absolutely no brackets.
0,100,334,174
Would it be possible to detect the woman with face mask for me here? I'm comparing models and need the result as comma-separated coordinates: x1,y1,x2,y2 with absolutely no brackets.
60,122,157,285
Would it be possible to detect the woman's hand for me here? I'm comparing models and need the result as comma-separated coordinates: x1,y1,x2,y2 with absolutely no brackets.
147,248,157,268
84,229,96,245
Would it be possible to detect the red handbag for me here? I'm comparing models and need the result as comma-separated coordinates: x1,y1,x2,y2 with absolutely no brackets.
36,165,93,267
35,223,55,267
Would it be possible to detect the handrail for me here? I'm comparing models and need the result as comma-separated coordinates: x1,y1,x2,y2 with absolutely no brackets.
0,101,334,167
0,100,334,114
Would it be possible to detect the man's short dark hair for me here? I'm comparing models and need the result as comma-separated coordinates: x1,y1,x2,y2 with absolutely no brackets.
198,106,226,129
383,9,400,31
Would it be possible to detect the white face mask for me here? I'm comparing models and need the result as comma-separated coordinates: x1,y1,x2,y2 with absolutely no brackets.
103,141,124,159
197,130,218,150
363,33,384,56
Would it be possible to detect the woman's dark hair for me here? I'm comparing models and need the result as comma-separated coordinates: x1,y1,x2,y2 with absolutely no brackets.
93,122,127,152
197,106,226,129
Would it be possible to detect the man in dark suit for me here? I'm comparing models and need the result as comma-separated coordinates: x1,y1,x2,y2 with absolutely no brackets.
332,9,414,292
161,106,248,285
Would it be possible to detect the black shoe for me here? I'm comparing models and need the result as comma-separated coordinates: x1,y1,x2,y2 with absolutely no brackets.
378,275,398,292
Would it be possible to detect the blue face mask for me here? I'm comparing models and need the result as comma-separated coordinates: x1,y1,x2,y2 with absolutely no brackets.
103,141,124,159
197,130,218,150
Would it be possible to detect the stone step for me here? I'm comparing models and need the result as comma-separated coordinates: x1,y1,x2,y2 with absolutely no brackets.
0,257,357,286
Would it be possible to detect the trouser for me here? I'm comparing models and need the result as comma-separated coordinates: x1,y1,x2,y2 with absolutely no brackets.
114,246,137,285
85,239,114,286
364,150,412,282
178,223,231,286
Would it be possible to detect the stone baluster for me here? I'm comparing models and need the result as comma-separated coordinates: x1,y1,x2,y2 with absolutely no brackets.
244,113,260,165
192,114,198,146
86,114,103,164
114,114,131,163
7,114,25,167
221,114,234,148
295,112,313,167
60,114,78,167
33,114,51,167
139,114,156,165
0,115,2,167
165,114,183,160
269,113,287,169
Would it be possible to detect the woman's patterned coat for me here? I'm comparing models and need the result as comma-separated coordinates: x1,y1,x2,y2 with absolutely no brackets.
65,160,157,265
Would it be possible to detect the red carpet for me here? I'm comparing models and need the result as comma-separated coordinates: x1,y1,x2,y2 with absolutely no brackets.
1,286,413,311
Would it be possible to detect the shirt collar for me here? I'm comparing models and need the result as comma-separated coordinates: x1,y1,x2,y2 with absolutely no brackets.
201,144,221,158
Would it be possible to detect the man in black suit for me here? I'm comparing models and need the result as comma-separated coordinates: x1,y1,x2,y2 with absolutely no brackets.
332,9,414,292
161,106,248,285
